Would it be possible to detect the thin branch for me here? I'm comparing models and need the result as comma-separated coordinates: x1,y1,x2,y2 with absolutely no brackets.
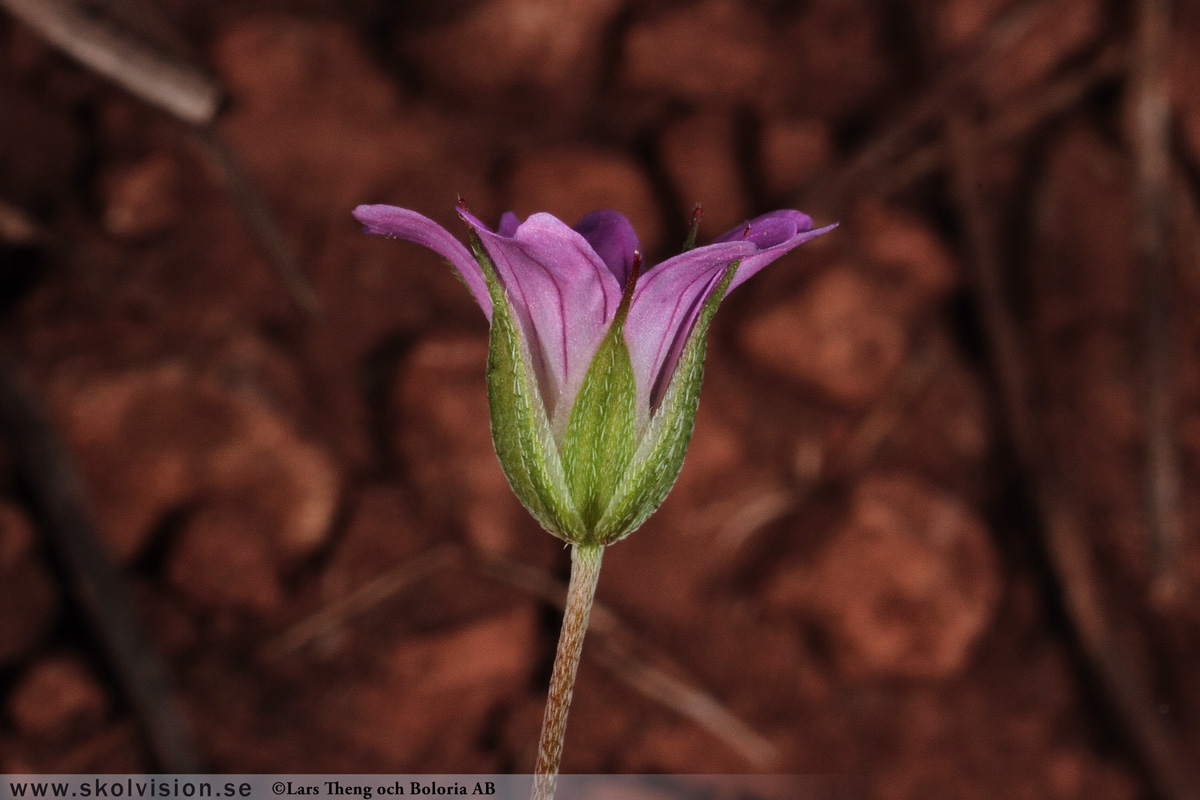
0,0,322,317
879,43,1126,197
271,543,776,767
474,551,778,768
261,545,459,661
807,0,1067,211
697,339,943,558
945,113,1199,800
0,0,220,125
1128,0,1182,606
190,127,323,317
0,354,203,773
828,338,944,477
708,489,795,559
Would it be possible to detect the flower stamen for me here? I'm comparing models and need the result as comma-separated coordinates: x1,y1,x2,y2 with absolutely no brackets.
616,250,642,320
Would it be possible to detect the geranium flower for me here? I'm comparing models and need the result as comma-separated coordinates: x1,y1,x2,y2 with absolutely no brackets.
353,203,835,544
355,201,835,800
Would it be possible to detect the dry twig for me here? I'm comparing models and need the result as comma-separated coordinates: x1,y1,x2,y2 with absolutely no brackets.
0,354,203,773
1128,0,1182,606
0,0,321,317
0,0,220,125
807,0,1067,211
828,339,943,477
191,127,323,317
696,339,943,557
944,113,1199,800
263,545,460,660
473,551,778,768
879,43,1126,196
269,544,777,767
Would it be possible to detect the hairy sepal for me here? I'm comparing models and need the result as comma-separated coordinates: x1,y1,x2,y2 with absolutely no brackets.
594,261,740,543
561,316,638,540
473,233,585,541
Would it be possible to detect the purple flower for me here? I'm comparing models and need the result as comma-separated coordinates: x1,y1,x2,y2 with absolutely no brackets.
355,201,833,543
353,204,835,428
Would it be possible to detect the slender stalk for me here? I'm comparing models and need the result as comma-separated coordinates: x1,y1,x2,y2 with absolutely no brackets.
0,0,221,124
532,543,604,800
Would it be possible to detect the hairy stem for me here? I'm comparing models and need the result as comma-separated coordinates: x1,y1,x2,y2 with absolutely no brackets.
532,543,604,800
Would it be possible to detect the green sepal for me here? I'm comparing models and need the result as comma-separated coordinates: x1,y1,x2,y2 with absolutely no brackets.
471,232,585,541
561,313,638,540
594,260,740,543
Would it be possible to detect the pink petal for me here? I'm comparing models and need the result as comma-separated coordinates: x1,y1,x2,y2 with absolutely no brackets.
717,211,838,292
460,210,625,424
627,212,837,411
625,240,756,411
353,204,492,320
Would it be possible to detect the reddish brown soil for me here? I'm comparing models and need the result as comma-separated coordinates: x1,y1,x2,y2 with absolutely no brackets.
1,1,1198,798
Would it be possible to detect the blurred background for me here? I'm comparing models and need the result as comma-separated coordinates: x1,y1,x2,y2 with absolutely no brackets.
1,0,1199,797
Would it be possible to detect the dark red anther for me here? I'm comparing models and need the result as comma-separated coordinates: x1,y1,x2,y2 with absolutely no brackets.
742,222,752,239
456,195,469,212
618,250,643,317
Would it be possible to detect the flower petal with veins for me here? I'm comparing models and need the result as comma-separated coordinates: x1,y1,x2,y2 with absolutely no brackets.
354,201,834,541
354,205,493,319
627,211,837,410
459,209,624,425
